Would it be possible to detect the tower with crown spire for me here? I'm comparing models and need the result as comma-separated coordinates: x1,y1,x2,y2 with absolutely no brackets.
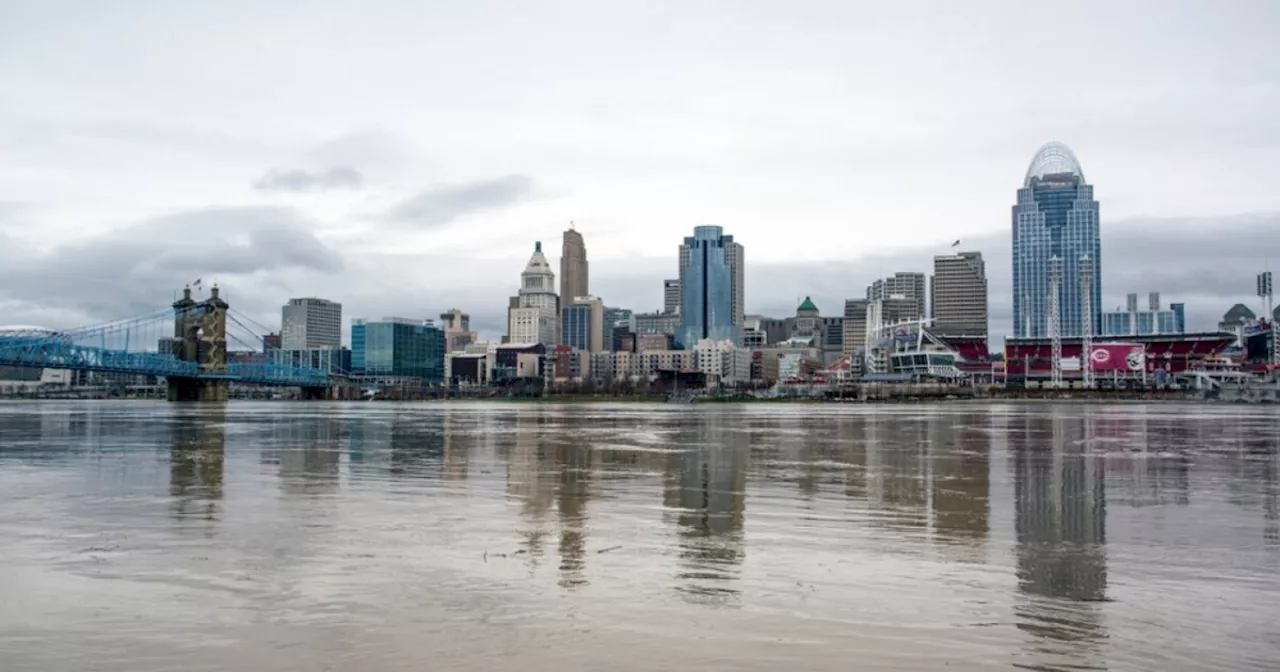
508,241,560,345
560,227,589,304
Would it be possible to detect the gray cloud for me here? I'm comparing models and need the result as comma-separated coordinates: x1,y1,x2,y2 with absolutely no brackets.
253,166,363,192
3,209,1274,349
303,131,422,176
0,206,344,330
381,174,535,227
2,2,1276,357
733,213,1280,345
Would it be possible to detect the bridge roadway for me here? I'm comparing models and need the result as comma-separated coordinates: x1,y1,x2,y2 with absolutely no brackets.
0,334,331,388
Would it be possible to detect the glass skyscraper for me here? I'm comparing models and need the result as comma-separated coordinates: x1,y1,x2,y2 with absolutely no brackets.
561,304,592,351
678,225,741,348
1012,142,1101,338
350,318,445,381
351,321,366,371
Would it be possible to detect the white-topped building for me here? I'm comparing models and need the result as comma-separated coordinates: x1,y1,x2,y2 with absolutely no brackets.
508,241,559,345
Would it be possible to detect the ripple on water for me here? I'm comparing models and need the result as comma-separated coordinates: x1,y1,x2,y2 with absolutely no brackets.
0,400,1278,671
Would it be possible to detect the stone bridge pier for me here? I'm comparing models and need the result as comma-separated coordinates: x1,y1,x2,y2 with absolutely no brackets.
167,285,230,402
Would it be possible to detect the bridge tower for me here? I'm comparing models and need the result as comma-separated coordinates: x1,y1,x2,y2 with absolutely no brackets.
170,286,199,363
167,285,231,402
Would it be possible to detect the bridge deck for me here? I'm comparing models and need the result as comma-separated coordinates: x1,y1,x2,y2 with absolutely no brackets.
0,337,331,387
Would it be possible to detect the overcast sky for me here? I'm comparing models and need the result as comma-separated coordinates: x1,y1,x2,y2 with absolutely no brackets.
2,1,1278,343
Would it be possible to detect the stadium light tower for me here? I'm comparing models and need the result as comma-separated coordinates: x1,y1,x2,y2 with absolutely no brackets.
1259,271,1277,371
1079,255,1094,389
1023,293,1032,338
1048,256,1063,389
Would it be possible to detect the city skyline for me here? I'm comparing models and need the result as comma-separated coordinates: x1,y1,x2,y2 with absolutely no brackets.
1,3,1279,342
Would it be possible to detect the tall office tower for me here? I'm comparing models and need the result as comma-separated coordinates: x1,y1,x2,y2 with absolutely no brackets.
867,272,927,321
561,296,606,352
439,309,477,352
439,309,470,332
508,241,559,345
281,297,342,350
560,227,589,302
841,299,869,358
1012,142,1101,338
503,296,520,344
819,316,845,364
663,279,681,315
678,226,744,347
931,251,988,335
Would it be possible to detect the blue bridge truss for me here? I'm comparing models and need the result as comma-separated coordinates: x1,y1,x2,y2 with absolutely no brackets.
0,307,332,388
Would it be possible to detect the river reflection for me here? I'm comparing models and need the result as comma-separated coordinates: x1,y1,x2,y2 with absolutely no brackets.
663,421,747,605
1,402,1279,671
168,407,226,522
1011,414,1108,671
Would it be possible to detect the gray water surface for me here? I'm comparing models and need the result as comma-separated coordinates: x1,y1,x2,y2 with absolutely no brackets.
0,401,1277,671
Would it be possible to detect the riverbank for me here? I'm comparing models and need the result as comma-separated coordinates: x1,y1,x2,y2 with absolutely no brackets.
464,394,668,403
0,389,1226,405
449,391,1210,405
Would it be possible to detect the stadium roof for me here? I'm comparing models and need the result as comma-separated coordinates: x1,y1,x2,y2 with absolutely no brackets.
0,325,55,338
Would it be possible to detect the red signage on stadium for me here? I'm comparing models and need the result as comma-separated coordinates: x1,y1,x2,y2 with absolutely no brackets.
1088,343,1145,372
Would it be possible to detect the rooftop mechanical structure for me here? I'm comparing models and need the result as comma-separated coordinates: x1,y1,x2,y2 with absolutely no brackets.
1024,141,1086,187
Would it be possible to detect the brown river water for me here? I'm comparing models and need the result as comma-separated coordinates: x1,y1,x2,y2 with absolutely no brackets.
0,401,1277,671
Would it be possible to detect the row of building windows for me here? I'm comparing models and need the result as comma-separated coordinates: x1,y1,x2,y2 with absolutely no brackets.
350,320,445,381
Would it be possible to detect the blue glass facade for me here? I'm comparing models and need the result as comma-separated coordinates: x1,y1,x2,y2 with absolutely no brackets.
351,322,366,372
274,347,352,375
350,319,445,381
1170,303,1186,333
603,307,633,330
1012,144,1101,338
1100,304,1187,337
679,225,738,348
561,305,592,351
1100,312,1129,336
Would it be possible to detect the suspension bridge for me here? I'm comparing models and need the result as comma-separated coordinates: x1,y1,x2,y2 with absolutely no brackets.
0,286,335,401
